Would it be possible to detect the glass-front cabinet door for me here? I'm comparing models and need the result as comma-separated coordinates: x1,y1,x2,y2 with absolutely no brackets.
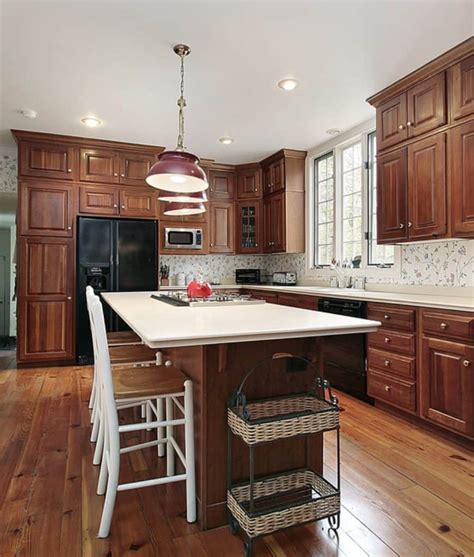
236,201,262,253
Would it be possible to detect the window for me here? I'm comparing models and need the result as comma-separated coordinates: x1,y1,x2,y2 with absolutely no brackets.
312,130,395,269
367,132,395,266
314,153,335,266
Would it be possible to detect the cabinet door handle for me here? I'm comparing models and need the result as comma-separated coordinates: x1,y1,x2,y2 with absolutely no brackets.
67,226,72,231
210,242,214,247
440,322,448,329
113,203,118,208
384,337,391,343
407,121,414,127
67,296,72,301
463,360,470,367
255,243,258,247
407,221,413,228
67,168,72,173
121,205,125,209
384,385,391,392
384,360,391,367
399,223,405,229
121,173,125,178
398,124,405,130
384,314,391,320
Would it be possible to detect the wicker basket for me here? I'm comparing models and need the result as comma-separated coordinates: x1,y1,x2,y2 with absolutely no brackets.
228,393,339,445
227,468,340,539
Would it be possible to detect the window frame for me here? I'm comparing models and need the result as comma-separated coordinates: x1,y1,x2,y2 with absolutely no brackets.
305,121,400,278
313,151,335,267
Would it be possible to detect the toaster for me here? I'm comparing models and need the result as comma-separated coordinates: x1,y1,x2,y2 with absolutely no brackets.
272,272,297,286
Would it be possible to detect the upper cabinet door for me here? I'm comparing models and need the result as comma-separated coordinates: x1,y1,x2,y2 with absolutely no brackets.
407,73,446,138
271,192,285,252
408,134,447,240
376,149,408,243
236,201,262,253
237,167,261,199
19,141,75,180
119,152,157,186
376,93,408,151
80,148,120,183
119,188,157,218
19,181,74,237
208,170,235,200
450,121,474,237
449,54,474,121
209,202,235,253
79,185,119,216
271,158,285,192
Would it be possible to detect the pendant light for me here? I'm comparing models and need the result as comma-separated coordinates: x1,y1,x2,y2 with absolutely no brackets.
146,44,208,195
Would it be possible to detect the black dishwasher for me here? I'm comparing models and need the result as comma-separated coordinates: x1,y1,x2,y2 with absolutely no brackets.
318,298,372,403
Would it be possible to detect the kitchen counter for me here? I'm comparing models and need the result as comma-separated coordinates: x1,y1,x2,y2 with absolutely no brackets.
102,291,380,348
161,284,474,312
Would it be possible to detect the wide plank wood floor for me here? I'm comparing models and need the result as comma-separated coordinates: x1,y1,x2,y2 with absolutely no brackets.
0,354,472,556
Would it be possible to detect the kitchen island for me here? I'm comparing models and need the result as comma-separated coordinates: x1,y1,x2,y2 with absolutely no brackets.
102,291,380,530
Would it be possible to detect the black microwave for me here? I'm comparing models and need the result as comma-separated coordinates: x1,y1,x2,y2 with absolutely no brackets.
235,269,262,284
164,227,203,250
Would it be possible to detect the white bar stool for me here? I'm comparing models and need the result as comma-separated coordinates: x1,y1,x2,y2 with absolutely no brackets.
89,296,196,538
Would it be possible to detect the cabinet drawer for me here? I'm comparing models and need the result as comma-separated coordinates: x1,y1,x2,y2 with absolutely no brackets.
422,310,474,342
368,329,415,355
367,347,415,379
368,370,416,412
367,304,415,332
249,291,278,303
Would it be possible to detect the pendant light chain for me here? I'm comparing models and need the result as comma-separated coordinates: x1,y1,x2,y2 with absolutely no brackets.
176,52,186,151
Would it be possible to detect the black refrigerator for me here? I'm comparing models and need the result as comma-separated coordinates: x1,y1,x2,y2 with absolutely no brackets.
76,216,158,364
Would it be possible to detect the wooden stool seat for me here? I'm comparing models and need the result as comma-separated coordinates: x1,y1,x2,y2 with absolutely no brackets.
107,331,141,346
109,344,158,365
113,364,188,400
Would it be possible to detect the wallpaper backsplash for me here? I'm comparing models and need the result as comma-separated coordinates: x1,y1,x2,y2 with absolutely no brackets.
1,149,473,288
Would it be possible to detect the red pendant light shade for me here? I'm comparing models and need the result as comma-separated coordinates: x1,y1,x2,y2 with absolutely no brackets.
162,201,206,216
146,151,208,192
158,188,208,203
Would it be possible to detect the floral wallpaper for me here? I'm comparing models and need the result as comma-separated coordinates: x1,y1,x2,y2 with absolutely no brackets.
1,149,472,287
0,151,17,192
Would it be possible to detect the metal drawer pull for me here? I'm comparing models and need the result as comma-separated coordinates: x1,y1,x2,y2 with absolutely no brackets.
384,385,391,392
384,360,391,367
384,314,391,320
384,337,391,343
440,322,448,329
463,360,471,367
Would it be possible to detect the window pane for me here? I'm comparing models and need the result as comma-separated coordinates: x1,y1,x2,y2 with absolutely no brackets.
314,152,335,266
342,142,363,265
367,132,395,266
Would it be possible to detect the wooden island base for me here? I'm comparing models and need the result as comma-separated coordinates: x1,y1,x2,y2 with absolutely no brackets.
165,337,325,530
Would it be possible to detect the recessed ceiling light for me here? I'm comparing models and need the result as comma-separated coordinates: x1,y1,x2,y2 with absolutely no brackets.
219,137,234,145
20,109,38,119
277,78,300,91
326,128,342,136
81,116,102,128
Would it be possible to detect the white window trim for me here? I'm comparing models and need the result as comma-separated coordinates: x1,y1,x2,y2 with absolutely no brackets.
305,118,401,279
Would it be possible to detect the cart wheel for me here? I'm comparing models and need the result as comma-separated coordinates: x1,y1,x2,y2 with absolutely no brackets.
328,512,340,531
229,516,238,535
244,540,253,557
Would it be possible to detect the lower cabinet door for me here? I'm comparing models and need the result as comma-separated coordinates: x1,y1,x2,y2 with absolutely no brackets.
420,336,474,437
17,237,74,362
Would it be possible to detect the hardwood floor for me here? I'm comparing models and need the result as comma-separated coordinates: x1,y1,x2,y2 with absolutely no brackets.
0,354,472,556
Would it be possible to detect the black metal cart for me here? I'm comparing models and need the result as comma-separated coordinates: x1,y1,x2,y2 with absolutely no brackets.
227,353,341,556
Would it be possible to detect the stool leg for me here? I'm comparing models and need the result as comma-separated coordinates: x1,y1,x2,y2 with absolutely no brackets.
166,397,175,476
89,369,96,412
141,402,146,419
93,415,104,465
146,401,152,431
97,447,119,538
184,380,196,522
97,418,109,495
157,398,165,458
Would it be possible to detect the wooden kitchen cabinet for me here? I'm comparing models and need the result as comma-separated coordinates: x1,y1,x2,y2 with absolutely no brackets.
19,180,74,237
19,141,76,181
79,185,119,215
420,336,473,437
263,192,285,252
208,166,235,200
236,164,261,199
450,120,474,237
209,202,234,253
119,188,157,218
17,237,74,363
376,93,408,151
407,133,447,240
449,54,474,121
80,147,120,184
236,201,262,253
119,151,157,186
376,148,408,243
406,73,446,138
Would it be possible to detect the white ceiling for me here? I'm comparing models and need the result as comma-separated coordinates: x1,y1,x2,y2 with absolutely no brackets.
1,0,472,163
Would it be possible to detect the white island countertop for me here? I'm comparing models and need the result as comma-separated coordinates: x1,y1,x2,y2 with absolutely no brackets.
102,291,381,348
